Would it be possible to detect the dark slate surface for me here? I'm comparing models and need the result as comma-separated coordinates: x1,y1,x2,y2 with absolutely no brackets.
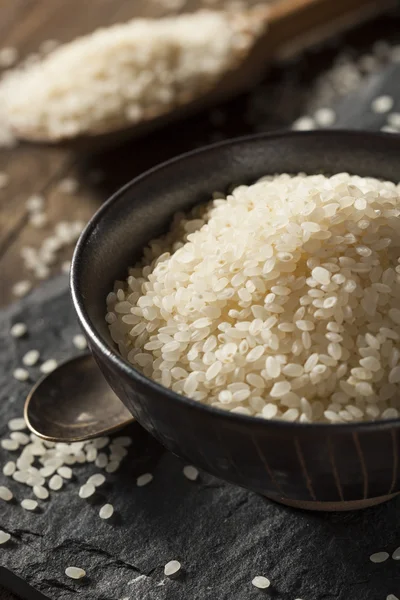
2,59,400,600
1,277,400,600
332,62,400,131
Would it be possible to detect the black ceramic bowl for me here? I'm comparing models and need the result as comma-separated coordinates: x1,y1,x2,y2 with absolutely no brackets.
72,131,400,511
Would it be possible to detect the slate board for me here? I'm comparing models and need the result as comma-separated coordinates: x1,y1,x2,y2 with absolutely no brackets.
2,65,400,600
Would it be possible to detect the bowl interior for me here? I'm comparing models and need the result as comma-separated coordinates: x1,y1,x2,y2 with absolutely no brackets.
72,130,400,381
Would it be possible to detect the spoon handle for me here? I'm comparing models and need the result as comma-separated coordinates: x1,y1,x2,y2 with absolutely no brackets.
267,0,396,62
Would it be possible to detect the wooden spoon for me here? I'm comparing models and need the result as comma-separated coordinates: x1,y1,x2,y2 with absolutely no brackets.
7,0,396,151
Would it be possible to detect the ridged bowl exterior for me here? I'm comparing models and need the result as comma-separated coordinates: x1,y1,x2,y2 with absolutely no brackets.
71,131,400,509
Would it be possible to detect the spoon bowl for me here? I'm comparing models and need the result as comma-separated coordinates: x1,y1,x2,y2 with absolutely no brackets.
24,354,134,442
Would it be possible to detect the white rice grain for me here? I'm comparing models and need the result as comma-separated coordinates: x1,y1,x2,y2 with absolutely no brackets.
88,473,106,487
21,499,38,511
79,483,95,498
183,465,199,481
22,349,40,366
10,323,27,338
0,47,18,68
12,280,32,297
371,95,394,114
93,437,110,449
99,503,114,519
314,107,336,127
251,576,270,589
292,116,315,131
2,461,16,476
57,466,72,479
95,453,108,468
65,566,86,579
8,417,27,431
30,212,47,228
1,439,19,451
72,334,87,350
164,560,181,577
33,485,49,500
13,368,29,382
40,359,58,374
137,473,153,487
105,460,120,474
0,486,13,501
58,177,78,194
26,194,44,213
370,551,389,563
49,475,63,491
0,530,11,544
392,547,400,560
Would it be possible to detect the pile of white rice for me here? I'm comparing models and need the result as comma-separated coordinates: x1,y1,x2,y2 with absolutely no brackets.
0,10,266,141
106,172,400,424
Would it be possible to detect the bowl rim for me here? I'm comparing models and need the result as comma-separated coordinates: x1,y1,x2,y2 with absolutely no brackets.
71,129,400,433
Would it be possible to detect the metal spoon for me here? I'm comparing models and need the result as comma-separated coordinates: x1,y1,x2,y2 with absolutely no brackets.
24,354,134,443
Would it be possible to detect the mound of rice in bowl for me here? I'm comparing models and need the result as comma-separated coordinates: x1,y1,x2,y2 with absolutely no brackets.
106,172,400,424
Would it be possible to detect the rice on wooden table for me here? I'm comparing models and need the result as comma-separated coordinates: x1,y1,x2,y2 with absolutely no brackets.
106,173,400,424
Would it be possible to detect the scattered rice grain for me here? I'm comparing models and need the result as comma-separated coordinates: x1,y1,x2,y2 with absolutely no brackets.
8,417,27,431
370,551,389,563
392,547,400,560
13,368,29,382
33,485,49,500
183,465,199,481
12,280,32,297
164,560,181,577
22,349,40,366
0,531,11,544
371,95,394,114
65,566,86,579
57,466,72,479
252,576,270,589
137,473,153,487
10,323,27,338
21,499,38,511
49,474,63,491
88,473,106,487
79,483,95,498
99,503,114,519
40,359,57,374
2,461,16,476
72,334,87,350
0,486,13,501
1,439,19,451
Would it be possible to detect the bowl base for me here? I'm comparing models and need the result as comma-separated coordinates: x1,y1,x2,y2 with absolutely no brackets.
264,492,399,511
